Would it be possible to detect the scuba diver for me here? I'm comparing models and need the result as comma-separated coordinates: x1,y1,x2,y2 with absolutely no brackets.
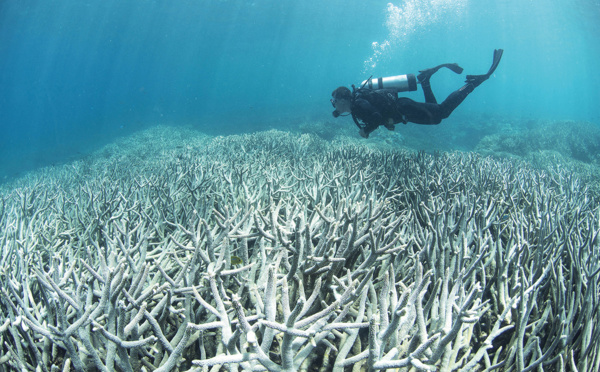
331,49,503,138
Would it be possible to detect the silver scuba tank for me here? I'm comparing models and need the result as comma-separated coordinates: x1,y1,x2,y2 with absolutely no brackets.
360,74,417,92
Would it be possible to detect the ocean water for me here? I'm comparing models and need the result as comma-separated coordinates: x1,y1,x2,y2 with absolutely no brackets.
1,0,599,177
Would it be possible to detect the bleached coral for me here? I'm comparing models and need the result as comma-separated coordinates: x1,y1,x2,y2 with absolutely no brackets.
0,128,598,371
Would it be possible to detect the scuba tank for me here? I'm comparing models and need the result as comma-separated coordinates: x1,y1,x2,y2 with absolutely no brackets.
360,74,417,92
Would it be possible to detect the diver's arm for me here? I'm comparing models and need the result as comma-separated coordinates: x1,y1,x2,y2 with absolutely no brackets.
354,99,383,138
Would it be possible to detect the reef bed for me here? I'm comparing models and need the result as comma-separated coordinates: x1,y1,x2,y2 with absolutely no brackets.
0,127,598,371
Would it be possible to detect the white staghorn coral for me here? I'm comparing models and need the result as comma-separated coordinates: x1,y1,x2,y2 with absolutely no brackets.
0,127,598,371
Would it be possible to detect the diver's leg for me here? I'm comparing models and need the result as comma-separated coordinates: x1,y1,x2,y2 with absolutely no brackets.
402,87,469,123
397,98,443,125
420,80,438,104
438,49,504,119
438,86,473,119
409,84,476,122
417,63,464,104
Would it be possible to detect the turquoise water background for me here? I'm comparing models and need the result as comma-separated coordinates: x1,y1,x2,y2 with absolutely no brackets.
1,0,599,179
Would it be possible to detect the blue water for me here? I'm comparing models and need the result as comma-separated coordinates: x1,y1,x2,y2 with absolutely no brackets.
1,0,600,180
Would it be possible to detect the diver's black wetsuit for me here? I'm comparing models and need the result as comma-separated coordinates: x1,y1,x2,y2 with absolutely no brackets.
352,82,474,137
349,49,504,137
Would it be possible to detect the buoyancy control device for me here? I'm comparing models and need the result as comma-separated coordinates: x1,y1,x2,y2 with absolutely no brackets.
360,74,417,92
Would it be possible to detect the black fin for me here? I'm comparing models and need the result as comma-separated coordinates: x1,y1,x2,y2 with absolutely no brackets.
418,63,464,83
487,49,503,77
465,49,503,87
444,63,464,74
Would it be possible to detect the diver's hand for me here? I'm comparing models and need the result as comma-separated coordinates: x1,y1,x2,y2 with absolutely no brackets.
384,118,395,130
359,129,368,138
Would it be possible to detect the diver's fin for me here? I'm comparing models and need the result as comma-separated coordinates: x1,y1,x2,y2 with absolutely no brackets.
444,63,465,75
418,63,464,83
465,49,503,87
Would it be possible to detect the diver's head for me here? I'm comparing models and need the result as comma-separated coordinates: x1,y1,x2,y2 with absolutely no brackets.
331,86,352,117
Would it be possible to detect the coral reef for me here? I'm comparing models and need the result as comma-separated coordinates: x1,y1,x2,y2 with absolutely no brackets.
476,120,600,195
476,120,600,164
0,127,599,371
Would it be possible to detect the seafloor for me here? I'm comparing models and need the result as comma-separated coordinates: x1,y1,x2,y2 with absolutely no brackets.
0,122,599,371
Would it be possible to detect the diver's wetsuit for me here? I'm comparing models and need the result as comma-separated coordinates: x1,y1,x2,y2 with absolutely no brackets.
352,82,474,137
346,49,503,138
